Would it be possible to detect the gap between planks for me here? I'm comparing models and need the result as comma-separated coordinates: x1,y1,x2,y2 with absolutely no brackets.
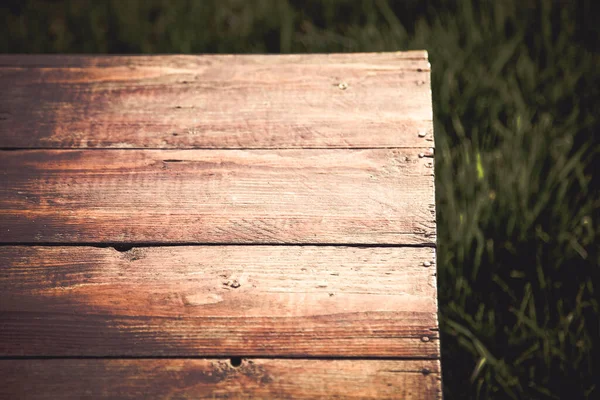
0,146,434,151
0,243,436,248
0,356,439,361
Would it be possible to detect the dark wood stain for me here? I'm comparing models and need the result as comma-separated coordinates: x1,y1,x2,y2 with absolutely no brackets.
1,359,442,399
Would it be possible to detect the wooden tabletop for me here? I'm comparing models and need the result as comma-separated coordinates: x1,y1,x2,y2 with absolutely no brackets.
0,52,440,399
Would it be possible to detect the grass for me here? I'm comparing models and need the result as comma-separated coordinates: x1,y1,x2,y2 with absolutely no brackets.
2,0,598,398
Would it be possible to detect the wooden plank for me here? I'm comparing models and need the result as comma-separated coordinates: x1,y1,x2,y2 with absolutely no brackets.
0,246,439,357
0,53,433,149
0,359,442,399
0,51,430,67
0,149,436,245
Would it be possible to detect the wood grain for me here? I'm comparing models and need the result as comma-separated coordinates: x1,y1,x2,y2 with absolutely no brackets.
0,51,430,67
0,359,442,399
0,149,436,245
0,245,438,357
0,52,433,149
0,52,440,397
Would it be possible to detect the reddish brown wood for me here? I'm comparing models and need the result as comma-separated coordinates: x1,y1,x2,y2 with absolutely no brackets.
0,149,436,245
1,359,442,399
0,52,430,67
0,52,433,149
0,52,440,398
0,245,438,357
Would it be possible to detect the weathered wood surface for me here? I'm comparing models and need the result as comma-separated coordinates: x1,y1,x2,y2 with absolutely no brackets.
0,52,440,398
0,52,429,67
0,246,438,357
0,149,436,245
0,359,442,399
0,52,433,149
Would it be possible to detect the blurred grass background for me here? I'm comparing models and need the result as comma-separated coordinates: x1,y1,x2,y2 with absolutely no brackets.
1,0,598,398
